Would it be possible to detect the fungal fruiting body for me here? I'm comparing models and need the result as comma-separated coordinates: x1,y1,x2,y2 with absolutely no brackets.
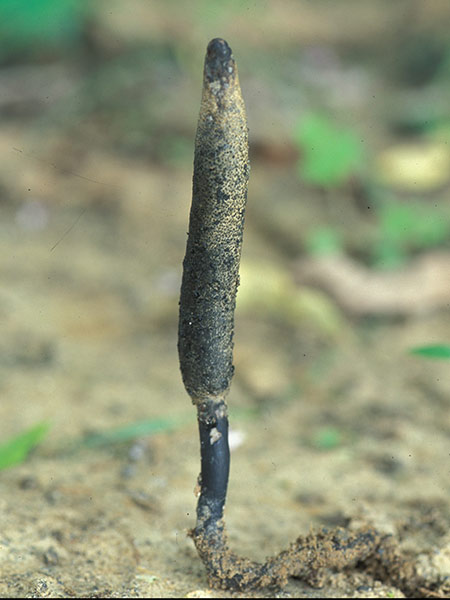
178,37,249,543
178,37,249,403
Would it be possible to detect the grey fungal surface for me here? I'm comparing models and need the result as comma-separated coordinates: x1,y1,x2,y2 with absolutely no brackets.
178,38,250,403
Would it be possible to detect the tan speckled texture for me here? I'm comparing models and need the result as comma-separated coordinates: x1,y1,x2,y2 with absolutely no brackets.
178,38,250,403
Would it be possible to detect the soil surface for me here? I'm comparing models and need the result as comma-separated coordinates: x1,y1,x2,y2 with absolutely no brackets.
1,2,450,598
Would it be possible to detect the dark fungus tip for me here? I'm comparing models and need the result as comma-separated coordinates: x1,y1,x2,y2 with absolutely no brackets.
207,38,231,60
205,38,234,83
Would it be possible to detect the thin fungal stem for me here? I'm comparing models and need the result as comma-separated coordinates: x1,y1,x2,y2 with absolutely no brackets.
195,401,230,538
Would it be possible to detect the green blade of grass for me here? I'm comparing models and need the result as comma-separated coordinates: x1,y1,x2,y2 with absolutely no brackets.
0,422,50,470
409,344,450,359
80,416,187,448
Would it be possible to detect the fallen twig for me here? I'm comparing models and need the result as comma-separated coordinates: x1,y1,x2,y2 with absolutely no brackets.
295,252,450,316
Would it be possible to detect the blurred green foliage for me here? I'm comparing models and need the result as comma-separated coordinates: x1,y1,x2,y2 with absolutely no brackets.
79,416,185,449
193,0,256,26
294,111,449,268
373,199,449,268
410,344,450,359
159,135,193,166
0,423,50,470
305,227,343,256
312,427,342,450
294,112,364,188
0,0,90,62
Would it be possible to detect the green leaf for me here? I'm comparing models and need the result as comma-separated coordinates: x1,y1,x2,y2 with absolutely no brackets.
294,113,363,187
409,344,450,359
0,422,50,470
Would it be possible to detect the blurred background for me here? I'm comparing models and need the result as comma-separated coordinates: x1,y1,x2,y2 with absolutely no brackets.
1,1,450,597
